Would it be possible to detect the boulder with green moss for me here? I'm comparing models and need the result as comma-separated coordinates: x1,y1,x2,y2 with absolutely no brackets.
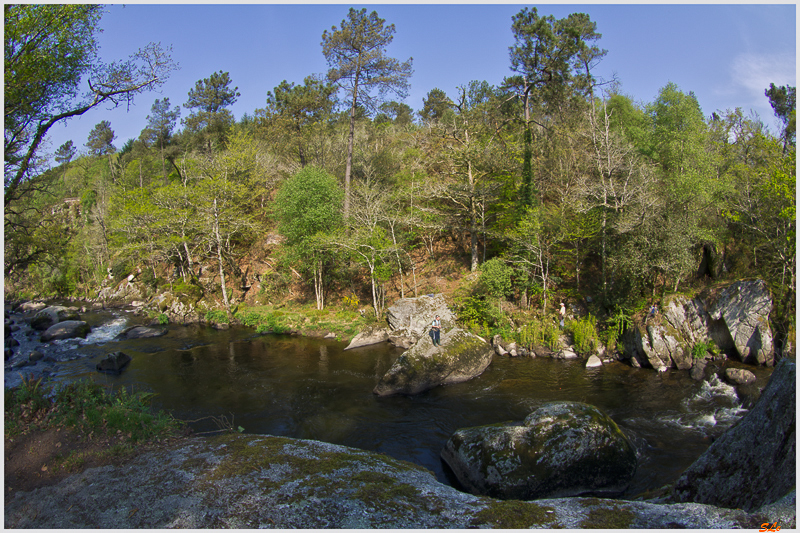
441,401,637,501
373,327,492,396
3,432,775,529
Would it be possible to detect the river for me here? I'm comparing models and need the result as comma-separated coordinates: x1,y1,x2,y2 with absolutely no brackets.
7,305,775,499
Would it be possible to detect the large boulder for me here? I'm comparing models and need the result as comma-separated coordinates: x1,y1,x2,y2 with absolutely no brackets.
30,306,80,331
671,359,795,511
373,327,492,396
343,326,391,350
385,294,455,340
40,320,91,342
706,279,774,365
441,401,637,500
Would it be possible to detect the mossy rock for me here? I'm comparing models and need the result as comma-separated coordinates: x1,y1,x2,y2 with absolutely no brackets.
373,327,493,396
441,401,637,500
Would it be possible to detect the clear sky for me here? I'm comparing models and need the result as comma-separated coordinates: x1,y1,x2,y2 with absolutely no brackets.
41,2,797,159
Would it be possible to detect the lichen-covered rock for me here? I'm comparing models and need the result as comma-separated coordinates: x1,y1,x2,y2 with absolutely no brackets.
706,279,774,365
672,359,795,511
373,327,492,396
30,306,80,331
623,280,775,370
441,401,637,501
2,432,771,529
40,320,91,342
385,294,455,339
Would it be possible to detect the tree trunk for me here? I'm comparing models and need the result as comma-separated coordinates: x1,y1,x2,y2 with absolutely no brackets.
343,77,360,220
214,197,232,320
468,159,479,272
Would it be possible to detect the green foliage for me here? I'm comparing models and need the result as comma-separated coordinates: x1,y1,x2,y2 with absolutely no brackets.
691,339,719,359
205,309,228,323
454,294,504,335
478,257,514,299
5,379,183,442
516,319,561,351
567,314,598,354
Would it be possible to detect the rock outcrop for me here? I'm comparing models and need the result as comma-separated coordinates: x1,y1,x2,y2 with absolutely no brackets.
671,358,795,511
373,328,492,396
441,401,637,500
3,432,775,529
40,320,91,342
624,280,775,370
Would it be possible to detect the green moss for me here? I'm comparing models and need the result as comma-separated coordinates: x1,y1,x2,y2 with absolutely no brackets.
470,499,557,528
580,506,636,528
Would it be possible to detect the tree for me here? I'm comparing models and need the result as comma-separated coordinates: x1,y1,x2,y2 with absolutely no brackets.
419,88,452,123
257,75,336,169
273,166,343,310
86,120,116,156
4,4,177,207
183,70,240,153
506,7,606,208
765,83,796,151
54,140,77,167
321,7,413,219
144,98,180,184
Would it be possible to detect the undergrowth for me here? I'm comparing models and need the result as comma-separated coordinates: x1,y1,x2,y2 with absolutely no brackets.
4,376,184,442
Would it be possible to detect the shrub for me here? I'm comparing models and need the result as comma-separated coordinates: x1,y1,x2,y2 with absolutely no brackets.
516,319,560,351
479,258,513,300
568,314,598,354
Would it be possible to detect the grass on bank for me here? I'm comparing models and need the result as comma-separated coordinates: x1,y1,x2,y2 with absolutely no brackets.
205,300,376,341
5,376,184,444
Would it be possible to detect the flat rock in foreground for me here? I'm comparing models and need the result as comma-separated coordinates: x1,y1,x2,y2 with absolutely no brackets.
3,433,777,529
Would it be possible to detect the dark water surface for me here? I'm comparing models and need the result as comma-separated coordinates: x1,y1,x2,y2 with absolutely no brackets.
49,309,774,498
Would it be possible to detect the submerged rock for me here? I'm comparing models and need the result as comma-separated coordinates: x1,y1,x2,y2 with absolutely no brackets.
672,359,795,511
441,401,637,501
373,327,492,396
96,351,132,374
117,325,168,340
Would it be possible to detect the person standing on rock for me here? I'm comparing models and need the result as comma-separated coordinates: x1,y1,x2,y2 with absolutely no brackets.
559,303,566,329
431,315,441,346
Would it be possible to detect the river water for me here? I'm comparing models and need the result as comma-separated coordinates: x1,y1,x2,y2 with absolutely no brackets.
13,306,774,499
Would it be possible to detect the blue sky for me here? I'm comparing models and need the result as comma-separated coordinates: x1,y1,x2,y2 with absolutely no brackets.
42,3,796,159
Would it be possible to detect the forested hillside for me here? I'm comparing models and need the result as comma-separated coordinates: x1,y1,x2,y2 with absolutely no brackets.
4,5,796,353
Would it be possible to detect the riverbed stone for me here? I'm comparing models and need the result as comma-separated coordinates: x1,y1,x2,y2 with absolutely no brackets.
441,401,637,501
30,306,80,331
723,367,757,385
117,325,168,340
96,351,132,374
671,358,795,511
40,320,91,342
373,327,493,396
586,355,602,368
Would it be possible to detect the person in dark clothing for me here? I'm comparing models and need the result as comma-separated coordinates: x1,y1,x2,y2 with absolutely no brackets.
431,315,441,346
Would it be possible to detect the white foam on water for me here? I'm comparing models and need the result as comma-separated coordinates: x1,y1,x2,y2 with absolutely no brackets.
52,316,129,347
